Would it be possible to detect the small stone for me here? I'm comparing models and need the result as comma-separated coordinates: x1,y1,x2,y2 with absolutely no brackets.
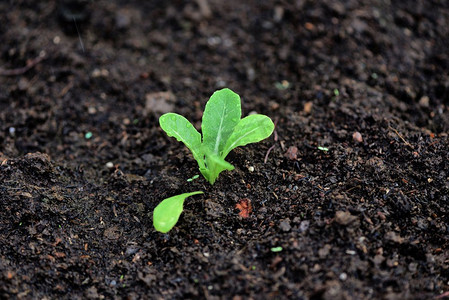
318,244,331,258
299,220,310,233
18,78,29,90
373,254,385,265
303,101,313,114
346,250,356,255
285,146,298,160
106,162,114,169
274,6,284,22
125,246,138,255
352,131,363,143
335,211,358,225
91,68,109,78
419,96,430,108
385,231,404,244
279,220,291,232
408,262,418,272
269,100,280,110
339,272,347,281
85,286,99,298
53,36,61,44
246,67,256,81
104,226,121,240
88,106,97,114
145,91,176,115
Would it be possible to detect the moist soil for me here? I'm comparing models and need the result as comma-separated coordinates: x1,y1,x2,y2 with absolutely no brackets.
1,1,449,299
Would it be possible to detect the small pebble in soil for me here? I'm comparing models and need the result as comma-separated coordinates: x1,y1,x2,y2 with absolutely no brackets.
353,131,363,143
339,273,348,281
303,101,313,114
279,220,291,232
53,36,61,44
335,211,358,225
318,244,332,258
246,67,256,81
91,68,109,78
269,100,280,110
126,246,138,255
299,220,310,233
285,146,298,160
88,106,97,114
8,127,15,137
419,95,430,108
106,162,114,169
408,262,418,272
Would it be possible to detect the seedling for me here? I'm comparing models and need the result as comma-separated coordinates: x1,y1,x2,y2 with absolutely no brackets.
187,174,200,182
153,191,203,233
160,88,274,184
271,246,283,252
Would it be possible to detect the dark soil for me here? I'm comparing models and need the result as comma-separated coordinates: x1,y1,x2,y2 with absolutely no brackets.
1,0,449,299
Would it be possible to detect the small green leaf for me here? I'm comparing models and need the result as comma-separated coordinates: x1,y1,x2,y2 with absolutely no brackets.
187,174,200,182
222,114,274,158
159,113,204,168
202,88,241,155
270,246,283,252
317,146,329,152
153,191,204,233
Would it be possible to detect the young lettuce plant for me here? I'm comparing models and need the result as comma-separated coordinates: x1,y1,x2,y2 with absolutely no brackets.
160,88,275,184
153,191,203,233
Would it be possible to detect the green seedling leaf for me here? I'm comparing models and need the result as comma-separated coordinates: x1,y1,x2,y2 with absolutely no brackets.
153,191,203,233
317,146,329,152
160,113,205,169
270,246,283,253
186,174,200,182
159,88,274,184
222,114,275,157
202,88,241,155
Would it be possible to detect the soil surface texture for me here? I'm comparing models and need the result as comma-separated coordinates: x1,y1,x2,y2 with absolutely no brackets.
1,1,449,299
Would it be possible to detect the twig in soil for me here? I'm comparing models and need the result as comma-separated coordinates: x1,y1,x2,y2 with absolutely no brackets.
388,125,414,149
435,291,449,299
59,81,74,97
73,17,85,53
0,52,46,76
345,185,361,193
273,118,279,142
207,221,219,237
264,118,279,163
264,144,276,164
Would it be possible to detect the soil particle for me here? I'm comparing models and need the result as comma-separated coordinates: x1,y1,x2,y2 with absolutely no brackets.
334,211,358,226
279,219,291,232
